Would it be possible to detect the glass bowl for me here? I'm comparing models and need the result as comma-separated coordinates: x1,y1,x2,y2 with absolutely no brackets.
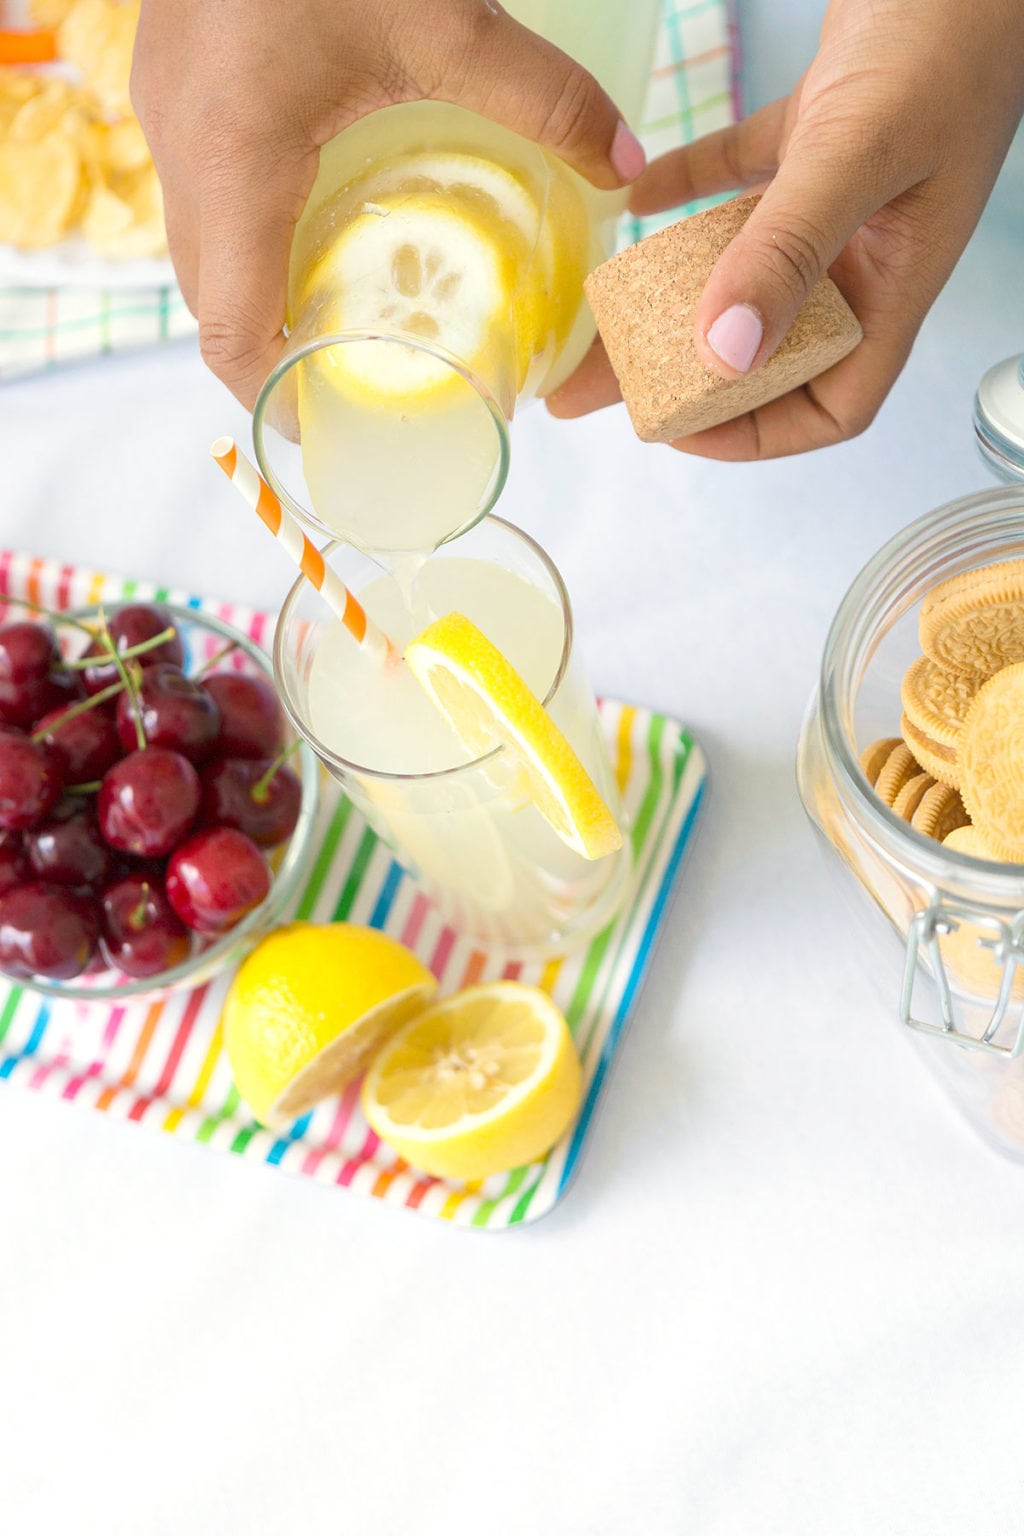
0,601,320,1003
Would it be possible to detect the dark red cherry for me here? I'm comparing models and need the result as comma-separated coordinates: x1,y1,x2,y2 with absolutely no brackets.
35,699,121,781
0,881,99,980
25,806,115,888
0,729,65,829
98,747,200,857
0,830,27,894
0,620,58,679
165,826,271,934
0,664,79,730
200,756,301,847
202,672,284,759
99,874,191,978
0,622,83,729
116,664,221,763
0,620,60,727
80,604,184,696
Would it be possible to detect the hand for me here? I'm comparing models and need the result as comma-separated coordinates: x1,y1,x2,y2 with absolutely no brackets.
549,0,1024,460
131,0,646,409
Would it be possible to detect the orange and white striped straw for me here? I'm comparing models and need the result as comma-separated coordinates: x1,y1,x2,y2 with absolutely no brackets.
210,437,397,667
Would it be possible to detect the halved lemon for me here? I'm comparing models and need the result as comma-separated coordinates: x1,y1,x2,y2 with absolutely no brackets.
222,923,437,1129
404,611,623,861
361,981,583,1181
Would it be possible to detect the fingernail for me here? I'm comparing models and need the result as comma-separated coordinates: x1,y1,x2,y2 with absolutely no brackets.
706,304,764,374
611,120,646,182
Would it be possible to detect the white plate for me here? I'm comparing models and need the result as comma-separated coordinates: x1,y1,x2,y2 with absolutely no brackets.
0,1,176,289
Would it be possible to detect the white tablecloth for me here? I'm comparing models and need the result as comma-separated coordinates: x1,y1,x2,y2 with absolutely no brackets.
3,7,1024,1532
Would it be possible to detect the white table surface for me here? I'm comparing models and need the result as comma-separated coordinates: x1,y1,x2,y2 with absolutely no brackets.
4,8,1024,1533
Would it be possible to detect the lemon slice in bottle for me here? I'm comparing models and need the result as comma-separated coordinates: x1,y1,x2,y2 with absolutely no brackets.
303,191,516,406
388,151,590,391
404,611,623,861
361,981,583,1181
373,151,542,246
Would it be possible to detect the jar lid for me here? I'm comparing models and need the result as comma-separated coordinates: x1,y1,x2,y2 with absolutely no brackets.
974,354,1024,483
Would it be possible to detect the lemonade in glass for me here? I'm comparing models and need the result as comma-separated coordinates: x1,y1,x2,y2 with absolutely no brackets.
274,516,631,952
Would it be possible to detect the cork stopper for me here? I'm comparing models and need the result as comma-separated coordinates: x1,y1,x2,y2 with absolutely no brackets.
584,194,863,443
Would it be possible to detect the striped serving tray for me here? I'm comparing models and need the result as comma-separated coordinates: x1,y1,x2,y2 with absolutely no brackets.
0,551,707,1229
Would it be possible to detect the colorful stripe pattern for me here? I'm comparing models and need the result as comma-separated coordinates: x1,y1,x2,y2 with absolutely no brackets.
0,0,738,381
0,550,707,1228
623,0,742,248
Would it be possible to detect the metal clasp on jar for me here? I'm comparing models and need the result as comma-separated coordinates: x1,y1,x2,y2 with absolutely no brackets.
901,900,1024,1057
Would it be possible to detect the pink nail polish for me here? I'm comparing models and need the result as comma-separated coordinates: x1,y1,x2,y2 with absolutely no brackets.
610,120,646,182
706,304,763,374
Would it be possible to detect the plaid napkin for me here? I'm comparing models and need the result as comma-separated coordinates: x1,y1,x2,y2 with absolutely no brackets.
0,0,740,381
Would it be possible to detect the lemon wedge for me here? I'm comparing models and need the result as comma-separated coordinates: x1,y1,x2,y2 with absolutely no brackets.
404,611,623,861
222,923,437,1128
361,981,583,1180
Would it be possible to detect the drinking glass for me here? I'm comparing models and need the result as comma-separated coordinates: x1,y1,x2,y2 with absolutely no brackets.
274,516,632,953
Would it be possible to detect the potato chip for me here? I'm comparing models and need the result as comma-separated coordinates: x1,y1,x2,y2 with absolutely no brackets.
29,0,77,25
10,77,89,143
116,163,166,258
0,70,43,104
58,0,139,119
75,116,110,175
0,69,42,131
81,179,133,245
102,115,149,173
0,135,80,247
83,161,165,258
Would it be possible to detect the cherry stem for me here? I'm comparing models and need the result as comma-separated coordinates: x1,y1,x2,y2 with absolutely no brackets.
252,738,302,803
121,662,147,752
128,882,151,932
29,675,125,742
94,608,145,752
63,625,177,670
65,780,102,794
192,641,239,679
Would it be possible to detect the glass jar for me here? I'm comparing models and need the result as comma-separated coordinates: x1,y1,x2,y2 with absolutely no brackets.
797,484,1024,1159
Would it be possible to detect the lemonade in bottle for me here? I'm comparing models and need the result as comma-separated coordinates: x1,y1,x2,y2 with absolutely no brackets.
253,0,660,557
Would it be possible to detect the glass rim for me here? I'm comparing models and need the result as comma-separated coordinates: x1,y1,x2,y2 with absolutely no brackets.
273,512,575,785
818,483,1024,895
252,327,513,545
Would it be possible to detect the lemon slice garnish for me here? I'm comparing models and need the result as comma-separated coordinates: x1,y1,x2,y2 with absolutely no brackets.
361,981,583,1181
222,923,437,1128
404,611,623,861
